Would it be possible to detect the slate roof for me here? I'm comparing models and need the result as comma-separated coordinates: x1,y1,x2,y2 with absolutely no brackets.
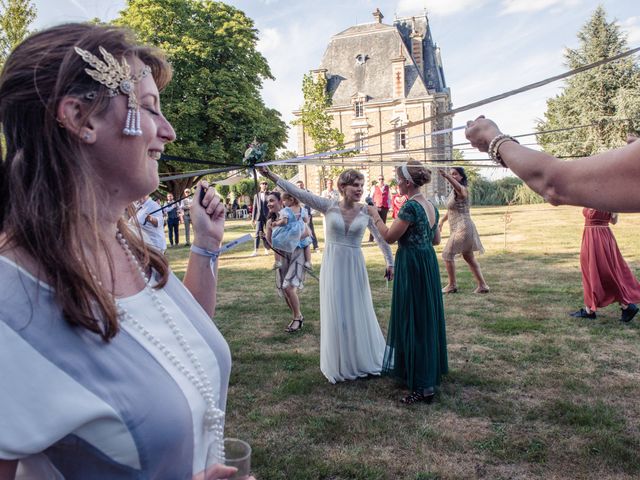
319,15,447,107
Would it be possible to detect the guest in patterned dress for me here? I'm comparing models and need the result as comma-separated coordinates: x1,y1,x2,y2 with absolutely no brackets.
570,208,640,322
369,160,447,404
438,168,490,294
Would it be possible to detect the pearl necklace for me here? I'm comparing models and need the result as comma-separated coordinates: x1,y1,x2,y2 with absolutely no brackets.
115,230,225,462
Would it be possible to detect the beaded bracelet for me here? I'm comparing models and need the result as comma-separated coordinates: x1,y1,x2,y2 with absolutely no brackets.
488,134,519,166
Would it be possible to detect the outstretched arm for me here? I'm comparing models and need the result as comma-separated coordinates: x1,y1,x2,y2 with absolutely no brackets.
440,170,467,198
257,167,332,213
368,205,410,245
466,117,640,212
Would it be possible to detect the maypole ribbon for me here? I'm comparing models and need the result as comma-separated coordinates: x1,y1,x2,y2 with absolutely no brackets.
190,233,253,279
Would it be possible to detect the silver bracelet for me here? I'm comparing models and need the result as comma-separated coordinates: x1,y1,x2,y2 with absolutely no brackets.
488,134,519,166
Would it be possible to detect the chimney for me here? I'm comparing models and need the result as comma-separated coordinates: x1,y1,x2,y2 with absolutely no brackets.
372,8,384,24
410,26,423,74
311,68,328,83
391,42,405,99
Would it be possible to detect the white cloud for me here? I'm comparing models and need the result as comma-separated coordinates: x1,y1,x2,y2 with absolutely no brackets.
397,0,482,17
619,16,640,45
257,27,282,55
501,0,580,15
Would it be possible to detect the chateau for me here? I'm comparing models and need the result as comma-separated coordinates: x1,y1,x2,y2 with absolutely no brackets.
294,8,453,199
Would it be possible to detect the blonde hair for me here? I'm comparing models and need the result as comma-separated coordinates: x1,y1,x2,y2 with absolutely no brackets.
281,192,299,205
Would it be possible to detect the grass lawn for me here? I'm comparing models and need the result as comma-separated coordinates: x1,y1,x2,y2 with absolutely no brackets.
167,204,640,480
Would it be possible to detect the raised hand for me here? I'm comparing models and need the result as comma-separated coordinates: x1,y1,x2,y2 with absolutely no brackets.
191,180,225,251
464,116,502,152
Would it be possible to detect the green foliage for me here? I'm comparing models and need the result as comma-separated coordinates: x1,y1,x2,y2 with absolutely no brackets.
270,149,298,180
293,73,344,153
537,6,640,156
0,0,36,70
470,177,517,205
512,183,545,205
230,179,254,197
116,0,287,194
215,184,230,199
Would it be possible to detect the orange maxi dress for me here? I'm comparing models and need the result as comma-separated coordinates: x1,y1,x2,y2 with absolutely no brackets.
580,208,640,311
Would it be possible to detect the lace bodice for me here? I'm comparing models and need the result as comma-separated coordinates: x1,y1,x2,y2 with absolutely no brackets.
276,178,393,266
398,200,439,249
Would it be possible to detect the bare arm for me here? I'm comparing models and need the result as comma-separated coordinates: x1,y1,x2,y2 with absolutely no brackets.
368,205,410,244
440,171,467,198
466,117,640,212
432,222,441,246
183,183,225,317
0,460,16,480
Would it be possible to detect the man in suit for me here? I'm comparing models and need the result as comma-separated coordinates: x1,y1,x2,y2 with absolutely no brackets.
251,180,270,255
296,180,318,251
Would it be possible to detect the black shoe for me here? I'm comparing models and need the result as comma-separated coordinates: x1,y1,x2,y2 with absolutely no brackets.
570,308,596,319
286,316,304,333
620,303,639,323
401,391,435,405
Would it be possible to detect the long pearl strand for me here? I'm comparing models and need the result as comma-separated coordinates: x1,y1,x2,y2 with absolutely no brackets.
115,230,225,462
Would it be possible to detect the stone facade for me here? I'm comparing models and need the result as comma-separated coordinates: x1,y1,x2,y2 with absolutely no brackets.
293,9,452,200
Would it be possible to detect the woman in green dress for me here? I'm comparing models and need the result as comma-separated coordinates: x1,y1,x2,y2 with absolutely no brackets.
369,160,448,404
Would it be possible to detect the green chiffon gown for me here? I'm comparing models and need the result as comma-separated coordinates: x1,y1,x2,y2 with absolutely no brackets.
382,199,448,392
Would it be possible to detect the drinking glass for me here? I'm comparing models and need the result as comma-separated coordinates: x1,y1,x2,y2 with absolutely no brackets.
206,437,251,480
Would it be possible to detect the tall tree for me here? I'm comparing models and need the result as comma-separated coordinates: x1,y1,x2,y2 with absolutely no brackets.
293,73,345,185
0,0,37,70
116,0,287,194
537,6,640,157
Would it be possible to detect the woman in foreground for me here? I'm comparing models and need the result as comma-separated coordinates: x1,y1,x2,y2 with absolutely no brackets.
0,23,250,480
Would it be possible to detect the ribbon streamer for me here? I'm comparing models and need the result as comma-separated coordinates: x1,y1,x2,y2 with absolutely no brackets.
191,233,253,279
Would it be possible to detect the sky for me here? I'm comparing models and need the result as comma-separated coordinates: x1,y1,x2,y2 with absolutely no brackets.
32,0,640,175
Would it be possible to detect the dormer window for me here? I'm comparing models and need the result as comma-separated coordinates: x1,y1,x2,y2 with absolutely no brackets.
355,54,369,66
354,99,364,118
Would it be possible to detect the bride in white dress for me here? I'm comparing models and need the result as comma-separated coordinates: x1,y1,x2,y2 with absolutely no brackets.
259,167,394,383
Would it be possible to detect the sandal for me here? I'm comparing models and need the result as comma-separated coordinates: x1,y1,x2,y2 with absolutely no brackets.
286,316,304,333
401,391,435,405
442,285,458,294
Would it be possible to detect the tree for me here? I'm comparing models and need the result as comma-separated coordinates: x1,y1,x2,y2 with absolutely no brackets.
270,149,299,180
537,6,640,156
293,73,345,186
0,0,36,70
116,0,287,196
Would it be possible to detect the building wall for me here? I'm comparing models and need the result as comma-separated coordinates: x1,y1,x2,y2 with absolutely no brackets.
295,95,452,201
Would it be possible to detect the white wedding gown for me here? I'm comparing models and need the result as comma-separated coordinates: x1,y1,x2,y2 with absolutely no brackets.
277,179,394,383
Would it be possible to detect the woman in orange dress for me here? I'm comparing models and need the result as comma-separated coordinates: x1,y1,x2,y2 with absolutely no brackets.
570,208,640,322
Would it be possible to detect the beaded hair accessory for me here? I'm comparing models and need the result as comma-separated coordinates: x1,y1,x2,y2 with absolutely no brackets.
400,163,415,185
74,46,151,136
